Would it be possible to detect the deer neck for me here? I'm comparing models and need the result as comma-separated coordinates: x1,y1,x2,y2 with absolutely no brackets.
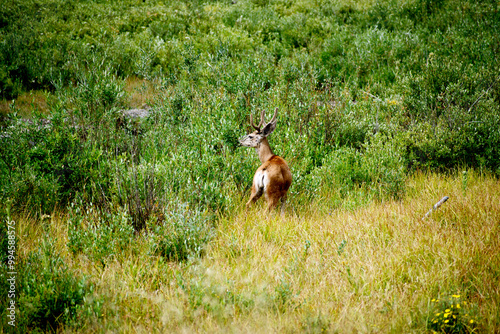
256,138,274,163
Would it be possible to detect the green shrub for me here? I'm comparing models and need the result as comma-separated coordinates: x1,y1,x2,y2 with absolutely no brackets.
59,56,126,126
403,107,500,172
0,237,91,332
147,204,213,262
0,113,103,214
68,204,135,267
314,133,407,201
109,158,167,231
2,0,500,218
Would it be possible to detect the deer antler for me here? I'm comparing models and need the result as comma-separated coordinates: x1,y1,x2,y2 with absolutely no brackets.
269,107,278,123
250,114,259,130
250,109,266,131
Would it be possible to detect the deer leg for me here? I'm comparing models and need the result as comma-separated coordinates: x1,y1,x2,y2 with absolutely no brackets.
266,195,280,213
280,194,287,216
246,185,263,209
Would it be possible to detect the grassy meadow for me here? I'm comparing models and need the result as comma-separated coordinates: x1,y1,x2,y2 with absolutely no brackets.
1,0,500,332
5,171,500,333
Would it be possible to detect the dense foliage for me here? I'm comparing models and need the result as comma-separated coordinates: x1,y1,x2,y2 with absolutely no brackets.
1,0,498,213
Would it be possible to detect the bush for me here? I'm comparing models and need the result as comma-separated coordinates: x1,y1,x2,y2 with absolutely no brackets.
403,106,500,171
109,160,166,231
314,133,407,201
0,236,91,332
147,204,213,262
0,206,10,265
1,0,499,221
68,204,135,267
0,113,103,215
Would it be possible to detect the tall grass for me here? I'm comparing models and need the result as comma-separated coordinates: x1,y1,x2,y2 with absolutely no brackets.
1,171,499,332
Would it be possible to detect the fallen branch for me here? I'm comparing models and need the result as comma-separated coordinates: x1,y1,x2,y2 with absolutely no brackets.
422,196,449,220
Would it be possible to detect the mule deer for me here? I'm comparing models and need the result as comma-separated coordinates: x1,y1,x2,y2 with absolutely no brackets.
239,108,292,214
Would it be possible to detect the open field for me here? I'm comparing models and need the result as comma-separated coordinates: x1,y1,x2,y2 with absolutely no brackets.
4,171,499,333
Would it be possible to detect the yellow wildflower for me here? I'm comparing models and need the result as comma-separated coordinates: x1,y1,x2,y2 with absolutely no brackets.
445,309,450,313
456,304,461,309
444,320,449,323
452,294,461,298
470,319,474,324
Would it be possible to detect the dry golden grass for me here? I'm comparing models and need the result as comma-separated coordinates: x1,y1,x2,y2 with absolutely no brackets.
124,76,162,109
15,171,500,333
0,90,51,117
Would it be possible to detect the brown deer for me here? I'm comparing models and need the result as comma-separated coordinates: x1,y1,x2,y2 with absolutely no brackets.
239,108,292,214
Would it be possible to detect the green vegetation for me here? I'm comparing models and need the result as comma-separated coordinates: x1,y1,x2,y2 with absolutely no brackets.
428,294,477,333
0,0,499,332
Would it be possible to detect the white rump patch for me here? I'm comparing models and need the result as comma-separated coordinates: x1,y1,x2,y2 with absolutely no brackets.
253,170,269,192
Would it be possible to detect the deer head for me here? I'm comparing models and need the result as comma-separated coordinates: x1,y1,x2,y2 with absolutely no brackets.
239,107,278,149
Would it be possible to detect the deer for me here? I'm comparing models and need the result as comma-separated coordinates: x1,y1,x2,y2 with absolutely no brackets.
239,107,292,214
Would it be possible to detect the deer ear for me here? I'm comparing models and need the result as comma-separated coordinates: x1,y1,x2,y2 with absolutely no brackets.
261,120,277,137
